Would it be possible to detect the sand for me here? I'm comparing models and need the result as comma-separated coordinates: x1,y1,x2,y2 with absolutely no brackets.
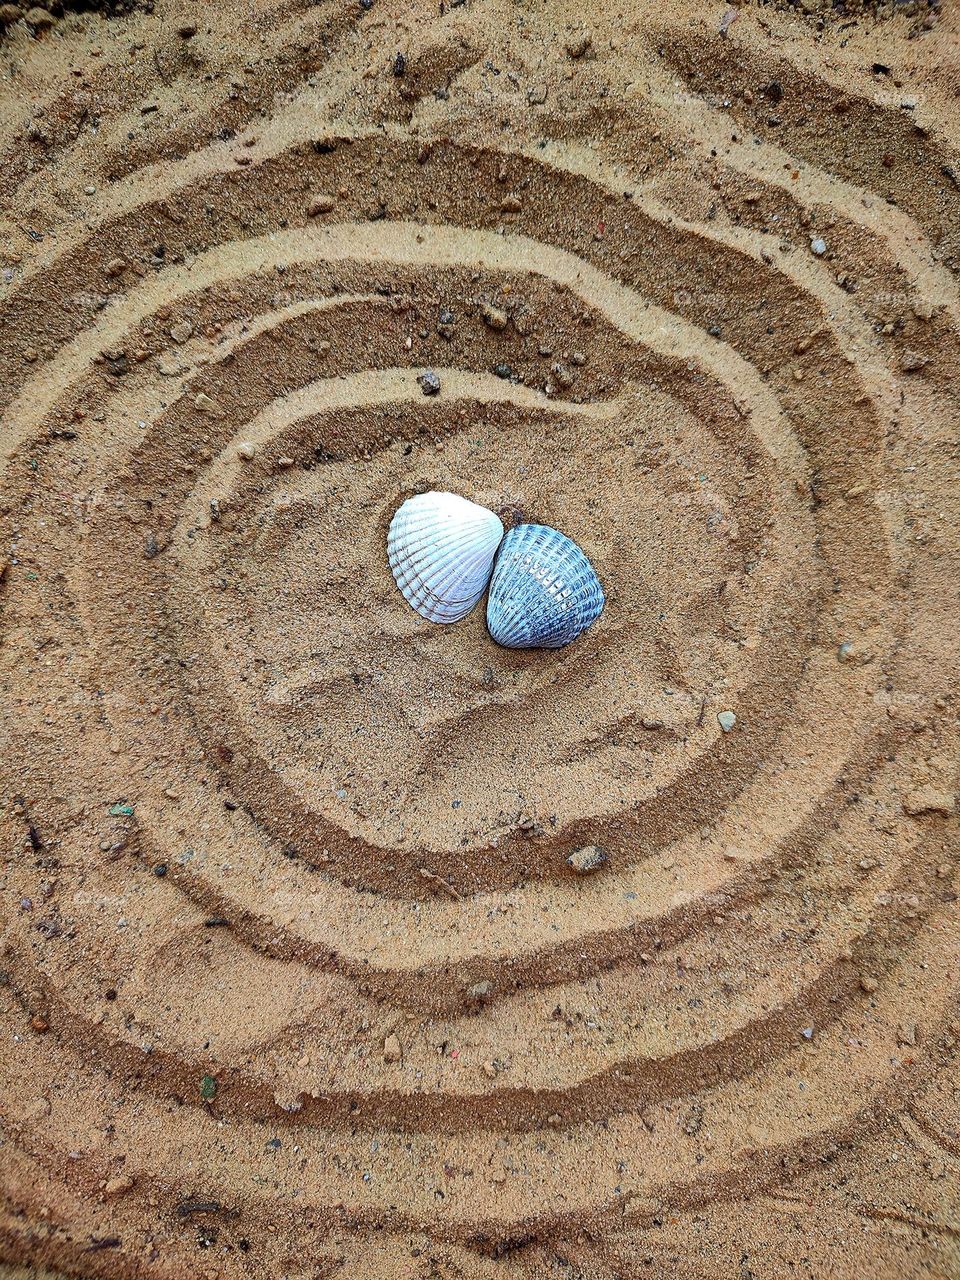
0,0,958,1276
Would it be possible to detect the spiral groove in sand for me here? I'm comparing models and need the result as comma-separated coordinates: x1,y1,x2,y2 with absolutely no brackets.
1,4,958,1278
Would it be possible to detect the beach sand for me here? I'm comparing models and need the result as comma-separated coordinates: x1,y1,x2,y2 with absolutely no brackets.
0,0,958,1276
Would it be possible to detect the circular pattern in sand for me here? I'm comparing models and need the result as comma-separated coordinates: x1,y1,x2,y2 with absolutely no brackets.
1,6,958,1278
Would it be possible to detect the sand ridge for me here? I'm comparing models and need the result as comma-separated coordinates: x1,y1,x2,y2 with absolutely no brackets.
0,1,958,1277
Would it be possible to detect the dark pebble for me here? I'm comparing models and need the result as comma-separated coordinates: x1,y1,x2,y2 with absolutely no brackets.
418,370,441,395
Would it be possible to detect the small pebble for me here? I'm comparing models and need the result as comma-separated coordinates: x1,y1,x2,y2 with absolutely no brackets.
104,1175,135,1197
308,194,335,216
237,441,257,460
719,8,739,35
418,370,441,396
810,238,827,256
567,845,607,874
717,710,737,733
565,31,591,58
481,303,508,331
900,349,928,373
383,1034,402,1063
859,975,879,993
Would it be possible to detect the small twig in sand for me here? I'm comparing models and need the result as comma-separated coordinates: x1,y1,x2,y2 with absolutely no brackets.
417,867,462,900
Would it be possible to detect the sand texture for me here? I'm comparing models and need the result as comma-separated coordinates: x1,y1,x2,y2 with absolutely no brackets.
1,0,959,1276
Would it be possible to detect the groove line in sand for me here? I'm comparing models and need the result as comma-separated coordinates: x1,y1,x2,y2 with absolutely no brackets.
3,904,957,1231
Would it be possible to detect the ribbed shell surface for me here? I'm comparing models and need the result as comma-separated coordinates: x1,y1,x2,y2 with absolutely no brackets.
486,523,605,648
387,491,504,624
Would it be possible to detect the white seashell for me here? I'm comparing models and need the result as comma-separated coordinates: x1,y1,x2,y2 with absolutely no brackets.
388,491,504,624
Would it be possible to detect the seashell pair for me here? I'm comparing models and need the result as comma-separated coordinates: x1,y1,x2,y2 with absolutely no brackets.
387,490,604,649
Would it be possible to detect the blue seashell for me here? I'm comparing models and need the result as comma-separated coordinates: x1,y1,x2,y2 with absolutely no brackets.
486,523,605,649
